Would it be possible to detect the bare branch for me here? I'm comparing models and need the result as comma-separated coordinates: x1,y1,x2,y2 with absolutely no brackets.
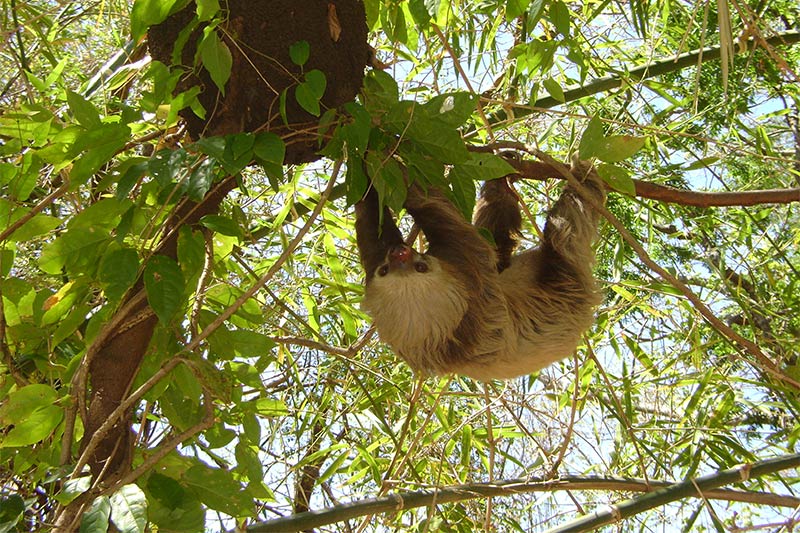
476,146,800,207
247,455,800,533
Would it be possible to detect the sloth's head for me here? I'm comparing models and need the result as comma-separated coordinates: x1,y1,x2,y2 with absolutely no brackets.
363,245,468,351
374,245,433,278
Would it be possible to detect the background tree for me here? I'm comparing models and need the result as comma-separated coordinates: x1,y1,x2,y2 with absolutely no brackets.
0,0,798,532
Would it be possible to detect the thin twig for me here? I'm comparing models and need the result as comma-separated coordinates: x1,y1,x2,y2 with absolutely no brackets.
0,180,70,243
547,349,582,478
189,230,215,337
104,383,216,495
431,23,495,142
69,357,184,479
182,161,341,354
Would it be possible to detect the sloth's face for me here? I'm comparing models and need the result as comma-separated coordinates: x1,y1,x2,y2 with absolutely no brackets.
374,245,432,278
364,249,467,354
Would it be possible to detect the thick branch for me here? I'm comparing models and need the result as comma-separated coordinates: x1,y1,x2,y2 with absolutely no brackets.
248,455,800,533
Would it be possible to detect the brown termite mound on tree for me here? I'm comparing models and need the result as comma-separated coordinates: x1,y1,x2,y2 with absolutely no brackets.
148,0,369,164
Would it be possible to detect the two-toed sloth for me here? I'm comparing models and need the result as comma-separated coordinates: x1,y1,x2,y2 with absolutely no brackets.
354,159,606,381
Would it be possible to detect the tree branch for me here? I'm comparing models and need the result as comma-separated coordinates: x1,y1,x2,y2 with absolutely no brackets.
247,455,800,533
474,30,800,130
547,454,800,533
475,147,800,207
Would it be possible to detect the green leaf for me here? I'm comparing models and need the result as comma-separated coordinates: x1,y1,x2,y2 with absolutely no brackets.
187,157,217,201
289,41,310,66
304,70,327,99
39,227,110,276
177,227,206,282
55,478,91,506
41,280,84,326
254,397,289,417
383,3,408,44
519,40,556,74
220,132,254,174
109,485,147,533
195,137,226,161
1,405,63,447
148,148,187,188
235,441,263,482
459,152,517,181
8,151,41,202
588,135,646,163
423,92,478,127
199,215,242,238
184,465,254,517
99,248,140,303
204,425,236,448
253,132,285,184
115,159,148,200
147,474,205,532
578,114,606,160
229,132,254,160
550,0,570,36
68,123,132,187
52,302,92,346
345,152,369,206
0,249,15,279
230,330,275,358
66,91,101,128
362,70,399,115
295,84,320,116
366,152,406,212
527,0,546,27
198,28,232,94
5,213,61,242
143,255,185,324
68,198,129,231
295,70,327,117
196,0,220,21
543,77,565,102
408,0,432,25
0,495,25,532
79,497,111,533
0,108,56,145
597,163,637,195
0,384,58,424
130,0,183,41
506,0,531,21
447,165,477,219
412,119,469,163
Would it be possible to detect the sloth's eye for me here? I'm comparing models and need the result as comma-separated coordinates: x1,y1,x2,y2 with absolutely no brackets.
414,262,429,273
377,265,389,276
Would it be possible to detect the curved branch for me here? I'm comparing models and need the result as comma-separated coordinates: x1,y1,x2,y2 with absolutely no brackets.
247,454,800,533
493,153,800,207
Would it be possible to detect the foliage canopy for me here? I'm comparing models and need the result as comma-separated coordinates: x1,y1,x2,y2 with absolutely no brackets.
0,0,799,532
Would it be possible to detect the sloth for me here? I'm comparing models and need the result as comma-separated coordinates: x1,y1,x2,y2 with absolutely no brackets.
354,159,606,380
